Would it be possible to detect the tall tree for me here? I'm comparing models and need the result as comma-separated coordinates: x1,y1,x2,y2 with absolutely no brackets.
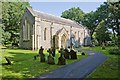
107,1,120,48
61,7,85,23
82,2,109,40
82,11,98,39
2,2,31,46
95,20,111,46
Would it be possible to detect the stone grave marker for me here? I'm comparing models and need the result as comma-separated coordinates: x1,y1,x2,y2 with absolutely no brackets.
39,46,45,62
51,47,56,57
70,49,77,59
64,48,70,59
58,47,66,65
34,54,39,60
47,48,55,64
81,52,85,55
4,56,11,65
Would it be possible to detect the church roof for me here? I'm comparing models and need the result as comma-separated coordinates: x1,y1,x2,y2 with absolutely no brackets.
27,7,84,28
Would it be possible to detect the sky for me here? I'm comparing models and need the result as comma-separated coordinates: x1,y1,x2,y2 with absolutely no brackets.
29,2,104,16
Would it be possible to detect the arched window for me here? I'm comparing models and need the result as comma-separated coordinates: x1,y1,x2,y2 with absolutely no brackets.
44,28,47,40
23,19,27,40
27,20,30,40
23,18,30,40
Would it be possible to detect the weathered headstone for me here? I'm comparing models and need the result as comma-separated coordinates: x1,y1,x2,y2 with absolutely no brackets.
70,49,77,59
64,48,70,59
40,54,45,62
4,56,11,65
51,47,56,57
34,54,39,60
58,47,66,65
47,48,55,64
39,46,44,55
39,46,45,62
81,52,85,55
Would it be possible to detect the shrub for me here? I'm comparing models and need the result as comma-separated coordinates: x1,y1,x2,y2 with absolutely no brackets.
109,48,120,55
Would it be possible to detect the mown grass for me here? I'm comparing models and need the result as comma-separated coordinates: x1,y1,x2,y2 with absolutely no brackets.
1,46,88,79
83,46,119,78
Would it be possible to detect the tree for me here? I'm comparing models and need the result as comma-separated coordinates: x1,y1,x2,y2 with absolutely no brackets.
82,3,109,40
61,7,85,23
95,2,109,23
82,11,98,39
95,20,111,46
107,1,120,48
2,2,31,46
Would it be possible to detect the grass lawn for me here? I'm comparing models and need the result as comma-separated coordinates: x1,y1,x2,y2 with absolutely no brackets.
1,46,88,79
82,46,119,78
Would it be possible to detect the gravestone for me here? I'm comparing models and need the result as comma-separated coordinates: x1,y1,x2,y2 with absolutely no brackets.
81,52,85,55
39,46,45,62
34,54,39,60
4,56,11,65
64,48,70,59
51,47,56,57
47,48,55,64
58,47,66,65
70,49,77,59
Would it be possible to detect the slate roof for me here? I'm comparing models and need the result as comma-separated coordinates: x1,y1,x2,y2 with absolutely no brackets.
27,7,84,28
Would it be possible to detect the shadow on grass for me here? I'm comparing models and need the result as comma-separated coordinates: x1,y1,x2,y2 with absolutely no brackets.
2,51,62,79
2,49,88,79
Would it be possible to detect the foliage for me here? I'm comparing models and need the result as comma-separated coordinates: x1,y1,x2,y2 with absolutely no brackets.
95,20,111,46
107,1,120,48
1,48,88,79
95,2,109,23
82,12,97,38
2,2,31,46
109,48,120,55
82,3,109,39
61,7,85,23
2,31,11,45
0,24,3,45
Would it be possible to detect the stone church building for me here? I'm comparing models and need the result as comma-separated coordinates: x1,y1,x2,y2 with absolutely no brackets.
20,8,91,50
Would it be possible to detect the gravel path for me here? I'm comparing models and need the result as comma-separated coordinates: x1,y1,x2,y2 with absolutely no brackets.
34,50,107,79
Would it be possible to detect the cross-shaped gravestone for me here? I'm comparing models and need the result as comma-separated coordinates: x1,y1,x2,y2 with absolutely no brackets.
47,48,55,64
58,47,66,65
39,46,45,62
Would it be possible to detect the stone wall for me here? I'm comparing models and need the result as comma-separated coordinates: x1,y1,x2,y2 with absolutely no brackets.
35,17,90,49
19,8,35,49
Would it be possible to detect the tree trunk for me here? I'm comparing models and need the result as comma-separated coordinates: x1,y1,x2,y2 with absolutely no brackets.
116,18,120,49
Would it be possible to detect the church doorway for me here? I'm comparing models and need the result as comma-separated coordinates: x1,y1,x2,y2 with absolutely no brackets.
61,34,67,48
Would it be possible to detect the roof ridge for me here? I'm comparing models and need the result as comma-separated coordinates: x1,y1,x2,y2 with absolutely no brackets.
33,9,74,23
28,8,83,28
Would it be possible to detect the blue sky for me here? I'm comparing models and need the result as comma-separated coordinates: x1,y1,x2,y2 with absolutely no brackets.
29,2,104,16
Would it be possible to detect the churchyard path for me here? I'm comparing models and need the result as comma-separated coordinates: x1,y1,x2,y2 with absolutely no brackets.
35,50,107,79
